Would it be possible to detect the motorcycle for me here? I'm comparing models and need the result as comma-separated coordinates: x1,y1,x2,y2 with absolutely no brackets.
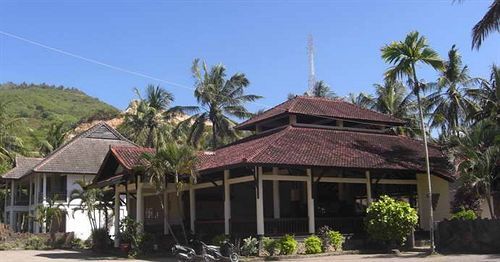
171,238,239,262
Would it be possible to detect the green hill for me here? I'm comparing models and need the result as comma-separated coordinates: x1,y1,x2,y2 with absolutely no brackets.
0,82,120,153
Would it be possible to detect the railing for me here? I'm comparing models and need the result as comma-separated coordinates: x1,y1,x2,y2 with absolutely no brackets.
195,217,366,237
38,191,67,202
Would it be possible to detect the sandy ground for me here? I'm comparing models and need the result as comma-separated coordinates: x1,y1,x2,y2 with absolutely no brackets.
0,249,499,262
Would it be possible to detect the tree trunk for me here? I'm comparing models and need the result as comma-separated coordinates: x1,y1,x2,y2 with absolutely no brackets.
485,189,496,219
157,194,178,244
412,63,435,252
212,121,217,150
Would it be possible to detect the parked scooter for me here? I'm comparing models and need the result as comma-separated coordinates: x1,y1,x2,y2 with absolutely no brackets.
171,238,239,262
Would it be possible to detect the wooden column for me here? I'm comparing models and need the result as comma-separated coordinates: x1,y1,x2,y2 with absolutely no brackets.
306,169,315,234
163,190,169,235
28,177,32,232
136,176,144,232
365,170,372,205
272,167,280,219
34,176,39,233
114,185,120,248
256,167,264,236
9,181,15,230
189,177,196,233
224,170,231,236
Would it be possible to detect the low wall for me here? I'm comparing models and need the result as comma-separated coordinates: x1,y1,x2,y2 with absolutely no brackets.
436,219,500,253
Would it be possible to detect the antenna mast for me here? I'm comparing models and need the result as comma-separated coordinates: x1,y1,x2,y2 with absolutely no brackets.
307,34,316,95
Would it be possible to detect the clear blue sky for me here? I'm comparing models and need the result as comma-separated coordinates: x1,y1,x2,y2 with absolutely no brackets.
0,0,498,113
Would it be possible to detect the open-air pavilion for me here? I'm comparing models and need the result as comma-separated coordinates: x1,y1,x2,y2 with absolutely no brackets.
92,96,454,245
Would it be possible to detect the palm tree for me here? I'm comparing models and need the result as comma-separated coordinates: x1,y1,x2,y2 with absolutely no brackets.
34,122,69,156
69,180,114,232
179,59,261,149
448,120,499,218
347,92,374,109
471,0,500,49
35,196,66,243
381,31,444,251
142,142,197,243
122,85,175,148
467,64,500,125
372,80,419,136
309,80,337,98
0,101,24,164
427,45,479,136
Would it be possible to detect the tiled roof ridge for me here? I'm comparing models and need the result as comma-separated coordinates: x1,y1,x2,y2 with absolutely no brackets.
292,96,405,123
110,145,155,170
33,122,127,172
217,125,289,149
235,98,294,128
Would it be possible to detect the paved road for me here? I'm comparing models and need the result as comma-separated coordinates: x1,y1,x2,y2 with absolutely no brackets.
1,250,499,262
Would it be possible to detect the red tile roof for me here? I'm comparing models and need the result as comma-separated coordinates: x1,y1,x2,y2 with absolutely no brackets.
236,96,406,130
110,146,155,170
197,125,453,179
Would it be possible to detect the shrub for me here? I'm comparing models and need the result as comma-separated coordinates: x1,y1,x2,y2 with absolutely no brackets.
262,237,280,256
25,236,47,250
327,230,344,251
71,237,86,249
451,207,477,220
279,234,298,255
90,228,112,251
365,195,418,247
211,234,228,246
304,235,322,254
240,236,258,256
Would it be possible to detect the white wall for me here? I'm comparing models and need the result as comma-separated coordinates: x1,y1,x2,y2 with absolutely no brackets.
65,174,127,240
417,174,451,230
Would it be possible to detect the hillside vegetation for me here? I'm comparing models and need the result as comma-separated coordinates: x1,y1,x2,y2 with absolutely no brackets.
0,82,120,153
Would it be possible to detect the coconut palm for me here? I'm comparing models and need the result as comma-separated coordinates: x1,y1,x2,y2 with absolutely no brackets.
0,101,24,164
347,92,374,109
141,141,197,243
448,120,499,218
427,45,479,136
122,85,176,148
372,80,419,136
471,0,500,49
179,59,261,149
467,64,500,125
381,31,444,251
35,122,69,156
309,80,337,98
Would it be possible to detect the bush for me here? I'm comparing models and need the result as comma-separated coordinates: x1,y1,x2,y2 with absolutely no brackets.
71,237,86,249
327,230,344,251
262,237,280,256
25,236,47,250
240,236,258,256
304,235,322,254
90,228,112,251
451,207,477,220
211,234,228,246
365,195,418,247
279,234,298,255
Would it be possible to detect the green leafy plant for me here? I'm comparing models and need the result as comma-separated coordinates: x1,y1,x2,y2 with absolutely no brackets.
240,236,258,256
262,237,281,256
451,207,478,220
327,230,344,251
24,236,47,250
304,235,322,254
279,234,298,255
211,234,228,246
365,195,418,247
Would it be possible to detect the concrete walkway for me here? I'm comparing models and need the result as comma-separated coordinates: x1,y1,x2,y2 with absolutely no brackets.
1,250,499,262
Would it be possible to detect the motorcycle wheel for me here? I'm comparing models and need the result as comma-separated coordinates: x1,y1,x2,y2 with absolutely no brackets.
229,253,239,262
